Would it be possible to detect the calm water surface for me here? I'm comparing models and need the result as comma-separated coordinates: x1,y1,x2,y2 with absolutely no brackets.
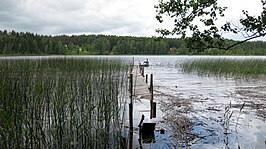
1,55,266,149
131,55,266,149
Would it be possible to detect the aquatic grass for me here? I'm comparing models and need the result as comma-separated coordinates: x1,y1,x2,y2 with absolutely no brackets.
180,58,266,77
0,57,129,148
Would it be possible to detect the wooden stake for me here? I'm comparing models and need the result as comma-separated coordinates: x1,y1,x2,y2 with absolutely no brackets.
129,74,133,131
150,74,153,119
152,102,156,118
129,103,133,131
141,66,144,77
145,74,148,84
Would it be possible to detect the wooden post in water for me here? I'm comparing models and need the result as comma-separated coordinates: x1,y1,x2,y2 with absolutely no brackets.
138,115,145,147
152,102,156,118
145,74,148,84
129,74,133,131
150,74,153,119
128,131,133,149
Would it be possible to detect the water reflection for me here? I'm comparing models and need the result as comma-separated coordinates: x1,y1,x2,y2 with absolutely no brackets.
1,55,266,148
133,56,266,149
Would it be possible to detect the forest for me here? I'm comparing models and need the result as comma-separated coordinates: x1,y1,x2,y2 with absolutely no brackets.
0,30,266,55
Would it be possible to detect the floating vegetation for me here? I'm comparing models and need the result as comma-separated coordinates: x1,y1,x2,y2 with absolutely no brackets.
180,58,266,77
0,57,129,149
159,97,195,147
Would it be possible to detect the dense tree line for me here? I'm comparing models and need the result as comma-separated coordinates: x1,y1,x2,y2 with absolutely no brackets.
0,30,179,55
0,30,266,55
0,30,65,55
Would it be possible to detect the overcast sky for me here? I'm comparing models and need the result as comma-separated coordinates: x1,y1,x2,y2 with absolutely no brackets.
0,0,264,40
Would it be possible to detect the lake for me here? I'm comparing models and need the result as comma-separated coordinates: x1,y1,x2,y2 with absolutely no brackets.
1,55,265,149
131,55,266,149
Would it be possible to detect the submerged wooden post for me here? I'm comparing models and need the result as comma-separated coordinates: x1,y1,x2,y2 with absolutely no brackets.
129,74,133,131
150,74,153,119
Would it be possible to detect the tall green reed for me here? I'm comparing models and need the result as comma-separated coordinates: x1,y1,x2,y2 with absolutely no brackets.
180,58,266,77
0,57,129,149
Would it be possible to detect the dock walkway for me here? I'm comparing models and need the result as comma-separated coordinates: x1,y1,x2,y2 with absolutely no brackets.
132,65,151,100
127,65,159,149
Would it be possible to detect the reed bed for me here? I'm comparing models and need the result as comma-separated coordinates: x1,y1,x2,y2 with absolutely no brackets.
180,58,266,77
0,57,129,149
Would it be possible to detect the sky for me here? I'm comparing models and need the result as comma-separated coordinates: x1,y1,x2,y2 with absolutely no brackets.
0,0,264,40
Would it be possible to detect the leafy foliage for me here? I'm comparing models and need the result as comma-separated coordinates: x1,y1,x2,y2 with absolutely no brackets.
155,0,266,52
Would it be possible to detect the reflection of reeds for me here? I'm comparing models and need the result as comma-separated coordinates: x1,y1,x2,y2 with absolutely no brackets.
180,58,266,77
0,58,129,148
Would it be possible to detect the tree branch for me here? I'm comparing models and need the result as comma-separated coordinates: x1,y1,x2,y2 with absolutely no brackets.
224,34,265,50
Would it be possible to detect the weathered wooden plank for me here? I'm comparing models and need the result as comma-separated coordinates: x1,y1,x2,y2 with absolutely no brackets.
128,65,158,149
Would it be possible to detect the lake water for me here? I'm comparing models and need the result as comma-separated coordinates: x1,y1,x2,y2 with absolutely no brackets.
130,55,266,149
1,55,266,149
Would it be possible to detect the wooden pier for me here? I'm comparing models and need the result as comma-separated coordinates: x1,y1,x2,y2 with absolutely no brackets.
127,64,159,149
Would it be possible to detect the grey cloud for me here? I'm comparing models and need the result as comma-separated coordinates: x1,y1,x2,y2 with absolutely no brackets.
0,0,21,11
0,0,159,36
0,0,263,39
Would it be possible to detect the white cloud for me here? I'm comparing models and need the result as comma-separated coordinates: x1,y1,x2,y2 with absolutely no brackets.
217,0,264,40
0,0,264,40
0,0,160,36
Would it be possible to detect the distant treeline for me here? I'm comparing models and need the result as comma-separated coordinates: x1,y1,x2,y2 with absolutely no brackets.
0,30,266,55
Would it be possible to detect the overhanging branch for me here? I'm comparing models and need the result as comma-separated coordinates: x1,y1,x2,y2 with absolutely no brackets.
224,33,265,50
